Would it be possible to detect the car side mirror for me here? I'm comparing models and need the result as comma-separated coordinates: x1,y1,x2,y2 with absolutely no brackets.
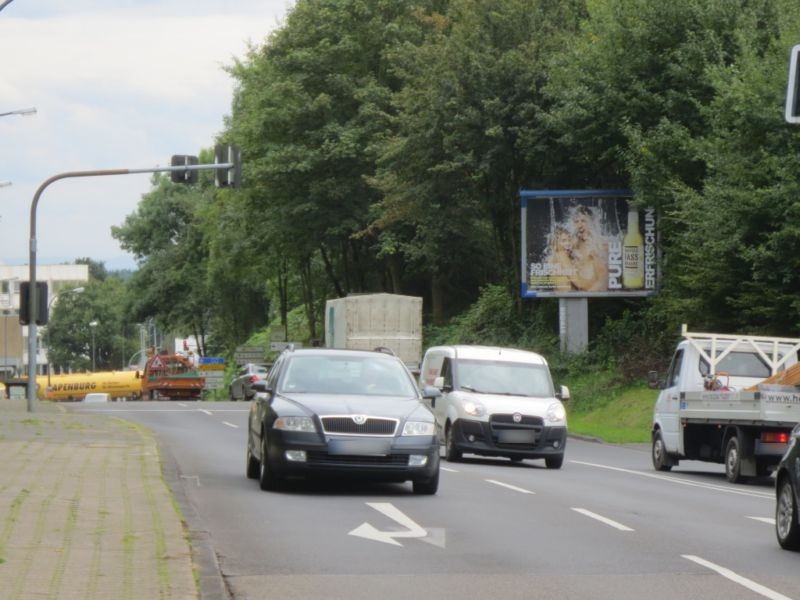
250,380,271,396
557,385,570,402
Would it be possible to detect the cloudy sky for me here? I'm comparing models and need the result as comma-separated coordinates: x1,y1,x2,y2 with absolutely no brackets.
0,0,293,270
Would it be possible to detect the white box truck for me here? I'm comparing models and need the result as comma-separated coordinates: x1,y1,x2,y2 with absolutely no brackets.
324,293,423,369
651,325,800,482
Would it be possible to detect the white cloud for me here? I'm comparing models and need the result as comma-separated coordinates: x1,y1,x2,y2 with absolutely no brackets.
0,1,292,270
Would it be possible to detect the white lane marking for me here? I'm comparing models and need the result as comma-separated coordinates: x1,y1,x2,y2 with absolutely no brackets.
682,555,792,600
177,402,188,407
571,460,772,499
440,467,459,473
349,502,429,546
485,479,535,494
199,409,212,415
747,516,775,525
571,508,634,531
222,421,238,429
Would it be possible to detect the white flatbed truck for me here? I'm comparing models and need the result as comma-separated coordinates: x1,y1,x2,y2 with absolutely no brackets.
650,326,800,483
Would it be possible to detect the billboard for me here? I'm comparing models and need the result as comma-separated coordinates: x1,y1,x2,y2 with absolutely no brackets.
520,190,659,298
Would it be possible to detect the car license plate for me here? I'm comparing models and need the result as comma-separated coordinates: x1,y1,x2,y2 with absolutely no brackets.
328,438,391,456
497,430,535,444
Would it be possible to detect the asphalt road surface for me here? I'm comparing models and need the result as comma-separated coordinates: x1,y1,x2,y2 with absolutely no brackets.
73,401,800,600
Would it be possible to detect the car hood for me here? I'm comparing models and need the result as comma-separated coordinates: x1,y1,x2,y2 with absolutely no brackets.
278,393,433,422
454,391,560,416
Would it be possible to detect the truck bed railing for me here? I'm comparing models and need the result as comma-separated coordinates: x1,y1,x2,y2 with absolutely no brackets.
681,324,800,377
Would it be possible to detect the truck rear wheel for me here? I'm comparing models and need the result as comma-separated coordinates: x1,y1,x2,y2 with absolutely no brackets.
652,431,672,472
725,436,746,483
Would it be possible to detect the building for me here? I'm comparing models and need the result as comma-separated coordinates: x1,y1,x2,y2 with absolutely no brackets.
0,263,90,378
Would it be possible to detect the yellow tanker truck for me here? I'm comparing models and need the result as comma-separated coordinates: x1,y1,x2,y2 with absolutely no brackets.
36,370,142,401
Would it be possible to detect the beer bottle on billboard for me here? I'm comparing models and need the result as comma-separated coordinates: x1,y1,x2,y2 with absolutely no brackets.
623,207,644,289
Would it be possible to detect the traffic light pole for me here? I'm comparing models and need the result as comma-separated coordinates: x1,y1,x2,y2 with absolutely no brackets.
25,158,235,412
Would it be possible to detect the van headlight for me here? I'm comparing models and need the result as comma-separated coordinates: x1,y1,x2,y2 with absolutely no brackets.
546,402,566,425
463,401,486,417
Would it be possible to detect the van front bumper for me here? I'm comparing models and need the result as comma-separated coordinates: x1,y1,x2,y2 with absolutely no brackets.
451,418,567,459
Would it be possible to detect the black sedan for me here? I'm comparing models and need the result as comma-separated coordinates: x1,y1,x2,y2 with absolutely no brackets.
776,423,800,550
246,347,440,494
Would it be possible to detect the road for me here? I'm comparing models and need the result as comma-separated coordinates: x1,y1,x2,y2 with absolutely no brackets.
72,401,800,600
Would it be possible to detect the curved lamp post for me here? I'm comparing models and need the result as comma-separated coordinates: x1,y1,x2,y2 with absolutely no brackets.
0,107,36,118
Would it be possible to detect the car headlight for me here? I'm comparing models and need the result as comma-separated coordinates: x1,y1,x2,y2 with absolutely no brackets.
546,402,566,425
463,401,486,417
402,421,435,436
274,416,316,432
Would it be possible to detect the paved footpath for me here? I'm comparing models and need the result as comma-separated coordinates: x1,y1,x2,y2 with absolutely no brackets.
0,398,199,600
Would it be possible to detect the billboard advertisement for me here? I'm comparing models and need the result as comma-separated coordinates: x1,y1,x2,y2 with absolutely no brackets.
520,190,658,298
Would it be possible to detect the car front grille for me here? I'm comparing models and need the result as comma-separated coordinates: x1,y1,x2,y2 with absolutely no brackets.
320,416,398,436
490,414,543,448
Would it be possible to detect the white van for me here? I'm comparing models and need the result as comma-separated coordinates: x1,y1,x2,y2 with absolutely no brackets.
82,392,111,404
419,345,569,468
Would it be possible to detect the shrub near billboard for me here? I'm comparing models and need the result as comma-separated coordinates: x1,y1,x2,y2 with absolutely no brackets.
520,191,658,298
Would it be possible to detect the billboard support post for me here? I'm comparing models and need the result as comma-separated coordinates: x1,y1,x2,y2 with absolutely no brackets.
559,298,588,353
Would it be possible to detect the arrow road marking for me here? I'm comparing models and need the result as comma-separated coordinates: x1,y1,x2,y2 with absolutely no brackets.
349,502,430,547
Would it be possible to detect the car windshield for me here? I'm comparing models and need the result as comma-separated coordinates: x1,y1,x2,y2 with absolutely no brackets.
457,359,553,397
279,355,418,396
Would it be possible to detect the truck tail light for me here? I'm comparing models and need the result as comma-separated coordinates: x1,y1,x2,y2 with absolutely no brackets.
249,375,260,384
761,432,790,444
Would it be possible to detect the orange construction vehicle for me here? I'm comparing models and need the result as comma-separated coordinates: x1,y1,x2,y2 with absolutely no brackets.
140,350,204,400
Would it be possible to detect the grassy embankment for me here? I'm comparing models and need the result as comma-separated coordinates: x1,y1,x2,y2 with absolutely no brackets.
561,368,658,444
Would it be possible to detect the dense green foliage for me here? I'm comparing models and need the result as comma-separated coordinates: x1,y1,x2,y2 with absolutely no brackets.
44,0,800,394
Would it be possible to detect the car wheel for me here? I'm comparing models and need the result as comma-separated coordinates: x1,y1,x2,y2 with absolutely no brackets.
545,454,564,469
246,441,260,480
413,469,439,495
259,434,279,491
725,436,745,484
776,476,800,550
652,430,672,472
444,423,462,462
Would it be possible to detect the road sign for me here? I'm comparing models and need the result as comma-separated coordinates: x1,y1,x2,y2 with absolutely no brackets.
199,357,225,371
234,346,265,364
203,370,225,390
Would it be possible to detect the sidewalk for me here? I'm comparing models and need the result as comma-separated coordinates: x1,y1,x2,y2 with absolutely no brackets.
0,397,198,599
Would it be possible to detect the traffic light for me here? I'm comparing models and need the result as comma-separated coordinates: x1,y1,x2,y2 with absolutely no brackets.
786,44,800,124
215,144,241,188
19,281,48,326
170,155,199,184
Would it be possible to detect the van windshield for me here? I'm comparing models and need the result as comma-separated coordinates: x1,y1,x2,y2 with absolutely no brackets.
456,360,553,397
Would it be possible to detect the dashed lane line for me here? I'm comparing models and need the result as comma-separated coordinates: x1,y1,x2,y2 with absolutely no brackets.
222,422,238,429
682,555,792,600
485,479,535,494
571,508,634,531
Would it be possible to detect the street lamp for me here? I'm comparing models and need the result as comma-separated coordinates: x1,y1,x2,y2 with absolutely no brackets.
89,320,98,372
45,287,85,387
0,107,36,118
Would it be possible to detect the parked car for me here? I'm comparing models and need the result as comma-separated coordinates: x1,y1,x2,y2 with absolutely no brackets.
419,345,569,468
82,392,110,403
246,347,440,494
776,423,800,551
230,363,270,401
